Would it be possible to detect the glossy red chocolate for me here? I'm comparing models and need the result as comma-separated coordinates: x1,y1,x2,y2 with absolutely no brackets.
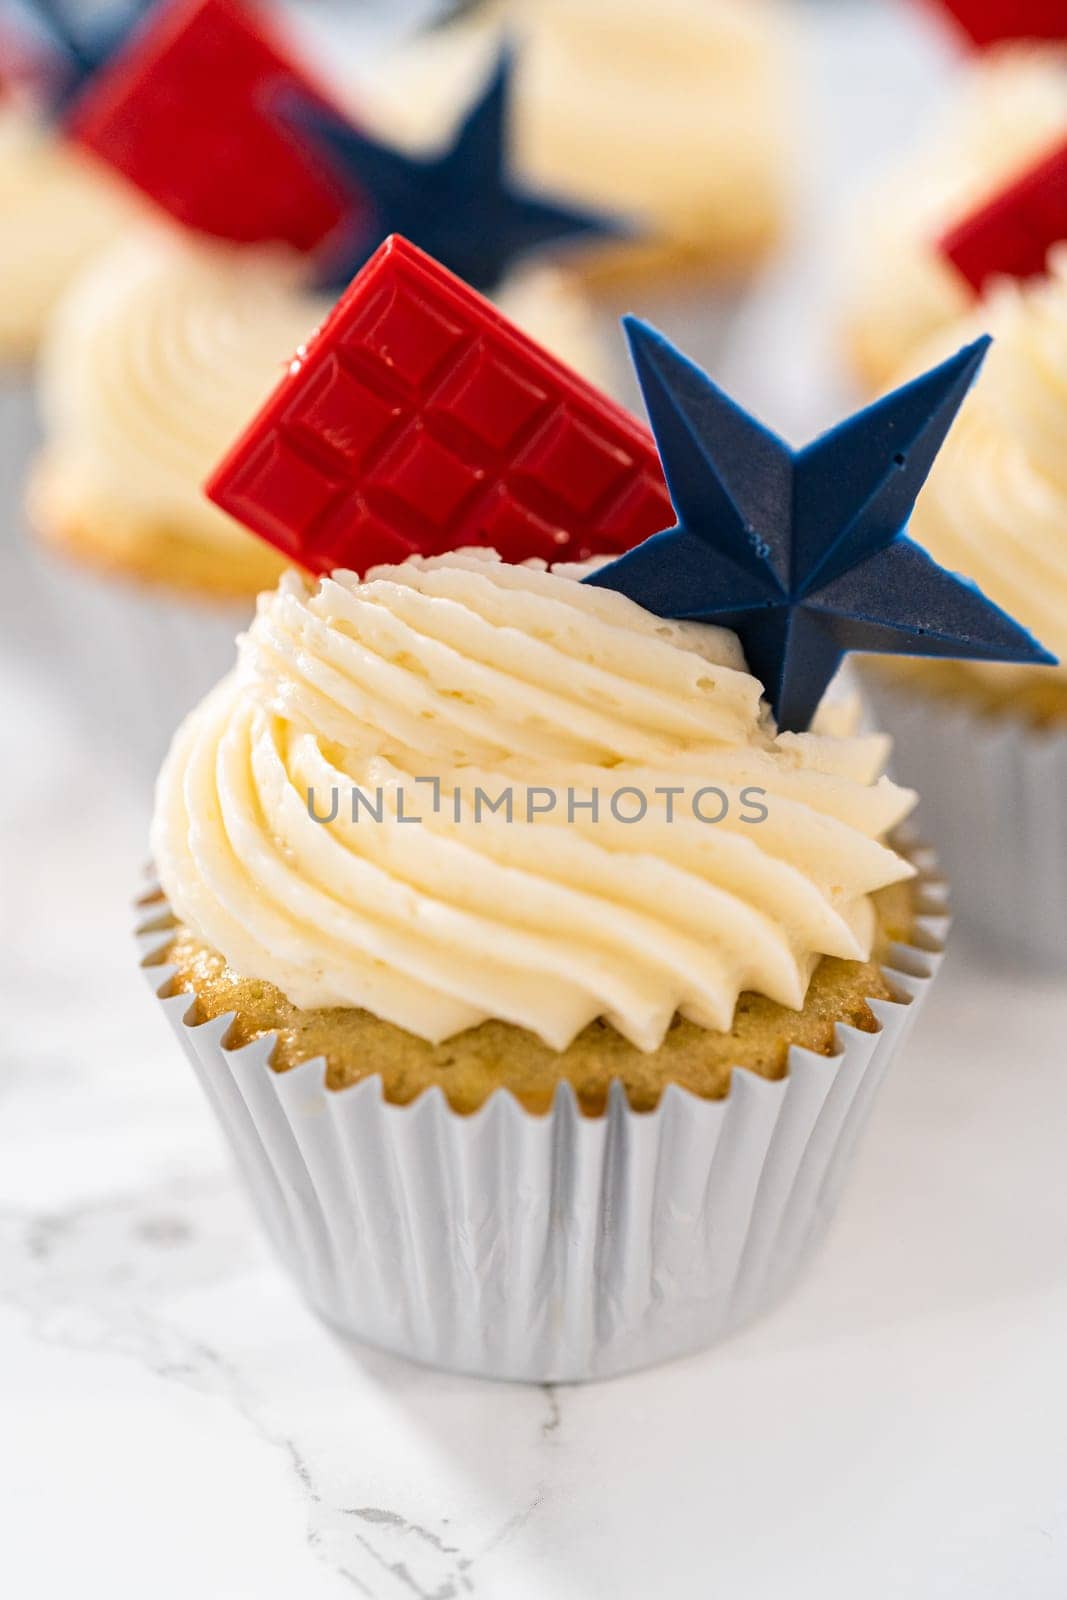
207,236,673,576
924,0,1067,46
940,134,1067,292
67,0,355,252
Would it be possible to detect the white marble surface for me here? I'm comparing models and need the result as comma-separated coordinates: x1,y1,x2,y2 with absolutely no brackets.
4,5,1067,1597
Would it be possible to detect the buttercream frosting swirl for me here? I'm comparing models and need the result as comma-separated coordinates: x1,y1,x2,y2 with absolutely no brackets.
153,553,916,1052
843,45,1067,387
906,246,1067,675
36,224,331,591
0,105,139,357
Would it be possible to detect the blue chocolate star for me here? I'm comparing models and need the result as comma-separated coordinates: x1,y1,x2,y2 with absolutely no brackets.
274,49,621,293
16,0,153,112
585,320,1056,733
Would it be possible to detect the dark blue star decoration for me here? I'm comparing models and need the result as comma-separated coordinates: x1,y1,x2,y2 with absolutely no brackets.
585,322,1057,733
273,49,623,293
15,0,153,114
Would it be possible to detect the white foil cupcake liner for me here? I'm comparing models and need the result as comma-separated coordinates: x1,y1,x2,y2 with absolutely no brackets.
139,853,946,1384
0,376,77,697
0,374,39,564
864,678,1067,968
41,563,250,784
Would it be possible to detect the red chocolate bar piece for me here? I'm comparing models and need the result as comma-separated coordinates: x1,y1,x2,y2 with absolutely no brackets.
940,134,1067,293
924,0,1067,47
207,235,673,575
67,0,354,252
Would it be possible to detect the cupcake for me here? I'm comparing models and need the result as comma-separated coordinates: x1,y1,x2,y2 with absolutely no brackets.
860,242,1067,965
356,0,792,294
26,0,609,773
139,235,1050,1381
841,40,1067,391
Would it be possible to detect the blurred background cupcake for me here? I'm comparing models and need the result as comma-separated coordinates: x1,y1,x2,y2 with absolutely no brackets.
24,0,612,774
357,0,795,397
840,1,1067,391
861,216,1067,966
359,0,792,291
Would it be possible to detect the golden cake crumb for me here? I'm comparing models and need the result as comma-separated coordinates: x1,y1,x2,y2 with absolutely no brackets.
145,882,916,1117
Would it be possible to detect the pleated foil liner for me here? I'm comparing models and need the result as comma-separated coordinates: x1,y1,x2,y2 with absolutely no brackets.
0,373,39,555
0,375,78,699
43,561,250,783
864,677,1067,969
139,853,947,1384
0,370,37,467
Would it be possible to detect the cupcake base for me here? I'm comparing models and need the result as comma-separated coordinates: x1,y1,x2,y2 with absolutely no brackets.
140,851,947,1383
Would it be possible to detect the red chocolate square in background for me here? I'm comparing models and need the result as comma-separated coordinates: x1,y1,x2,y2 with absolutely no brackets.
207,235,675,576
924,0,1067,47
940,135,1067,294
67,0,355,253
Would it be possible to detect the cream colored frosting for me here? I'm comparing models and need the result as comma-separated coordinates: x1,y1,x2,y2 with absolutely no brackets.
0,104,140,358
905,247,1067,680
355,0,789,257
36,223,608,592
153,552,916,1052
843,45,1067,389
36,223,327,589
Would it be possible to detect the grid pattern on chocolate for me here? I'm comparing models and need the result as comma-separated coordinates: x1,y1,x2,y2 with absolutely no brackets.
68,0,354,252
208,236,674,575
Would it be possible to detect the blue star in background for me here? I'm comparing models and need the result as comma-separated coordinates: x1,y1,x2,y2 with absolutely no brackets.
15,0,152,113
586,322,1056,733
275,50,622,293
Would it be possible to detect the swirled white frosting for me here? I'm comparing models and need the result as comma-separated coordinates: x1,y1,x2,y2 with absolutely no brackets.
906,247,1067,674
354,0,789,252
153,552,916,1052
843,45,1067,387
37,223,607,589
0,104,139,356
37,223,332,585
